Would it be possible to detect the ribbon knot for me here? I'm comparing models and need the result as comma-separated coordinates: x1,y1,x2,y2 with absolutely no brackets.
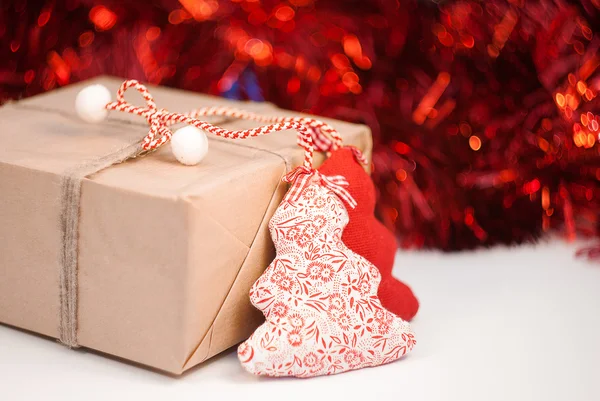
283,167,357,209
107,80,179,151
283,166,312,183
144,109,173,149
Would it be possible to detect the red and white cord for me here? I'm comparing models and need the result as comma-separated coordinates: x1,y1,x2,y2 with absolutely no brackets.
106,80,316,169
184,106,341,153
105,79,366,174
183,106,368,166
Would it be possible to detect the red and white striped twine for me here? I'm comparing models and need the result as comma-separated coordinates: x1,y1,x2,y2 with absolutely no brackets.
184,106,369,166
105,79,367,171
185,106,341,153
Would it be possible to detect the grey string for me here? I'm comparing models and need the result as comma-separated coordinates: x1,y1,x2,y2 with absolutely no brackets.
58,140,142,347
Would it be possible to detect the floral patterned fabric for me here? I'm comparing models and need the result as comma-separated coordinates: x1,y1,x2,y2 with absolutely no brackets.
238,171,416,378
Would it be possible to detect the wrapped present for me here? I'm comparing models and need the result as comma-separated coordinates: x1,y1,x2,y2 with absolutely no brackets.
0,76,372,374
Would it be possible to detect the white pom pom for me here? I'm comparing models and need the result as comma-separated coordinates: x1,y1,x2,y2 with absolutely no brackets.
75,84,112,123
171,126,209,166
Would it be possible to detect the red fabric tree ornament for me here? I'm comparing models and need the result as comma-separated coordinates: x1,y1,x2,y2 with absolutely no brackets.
238,158,415,377
318,147,419,321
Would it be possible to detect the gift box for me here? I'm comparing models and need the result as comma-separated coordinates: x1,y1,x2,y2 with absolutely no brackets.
0,76,372,374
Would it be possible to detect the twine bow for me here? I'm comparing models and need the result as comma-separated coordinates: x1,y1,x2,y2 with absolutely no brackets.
106,80,323,169
106,80,369,168
106,80,182,151
283,166,357,209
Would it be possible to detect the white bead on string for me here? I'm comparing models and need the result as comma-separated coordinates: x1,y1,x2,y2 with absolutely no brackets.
75,84,111,123
170,126,209,166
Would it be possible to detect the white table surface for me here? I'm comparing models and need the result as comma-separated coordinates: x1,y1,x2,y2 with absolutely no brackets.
2,238,600,401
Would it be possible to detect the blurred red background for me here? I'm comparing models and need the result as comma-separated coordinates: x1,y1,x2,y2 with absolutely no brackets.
1,0,599,250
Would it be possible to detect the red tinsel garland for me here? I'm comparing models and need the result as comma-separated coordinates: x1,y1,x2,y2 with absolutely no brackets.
1,0,599,250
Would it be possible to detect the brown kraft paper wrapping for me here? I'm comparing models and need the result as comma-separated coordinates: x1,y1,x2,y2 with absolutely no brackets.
0,76,373,374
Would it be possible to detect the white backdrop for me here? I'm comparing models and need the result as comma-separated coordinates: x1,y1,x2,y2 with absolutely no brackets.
2,239,599,401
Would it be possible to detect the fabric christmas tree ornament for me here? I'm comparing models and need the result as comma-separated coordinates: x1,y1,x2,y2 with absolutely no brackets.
237,161,416,378
318,148,420,321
